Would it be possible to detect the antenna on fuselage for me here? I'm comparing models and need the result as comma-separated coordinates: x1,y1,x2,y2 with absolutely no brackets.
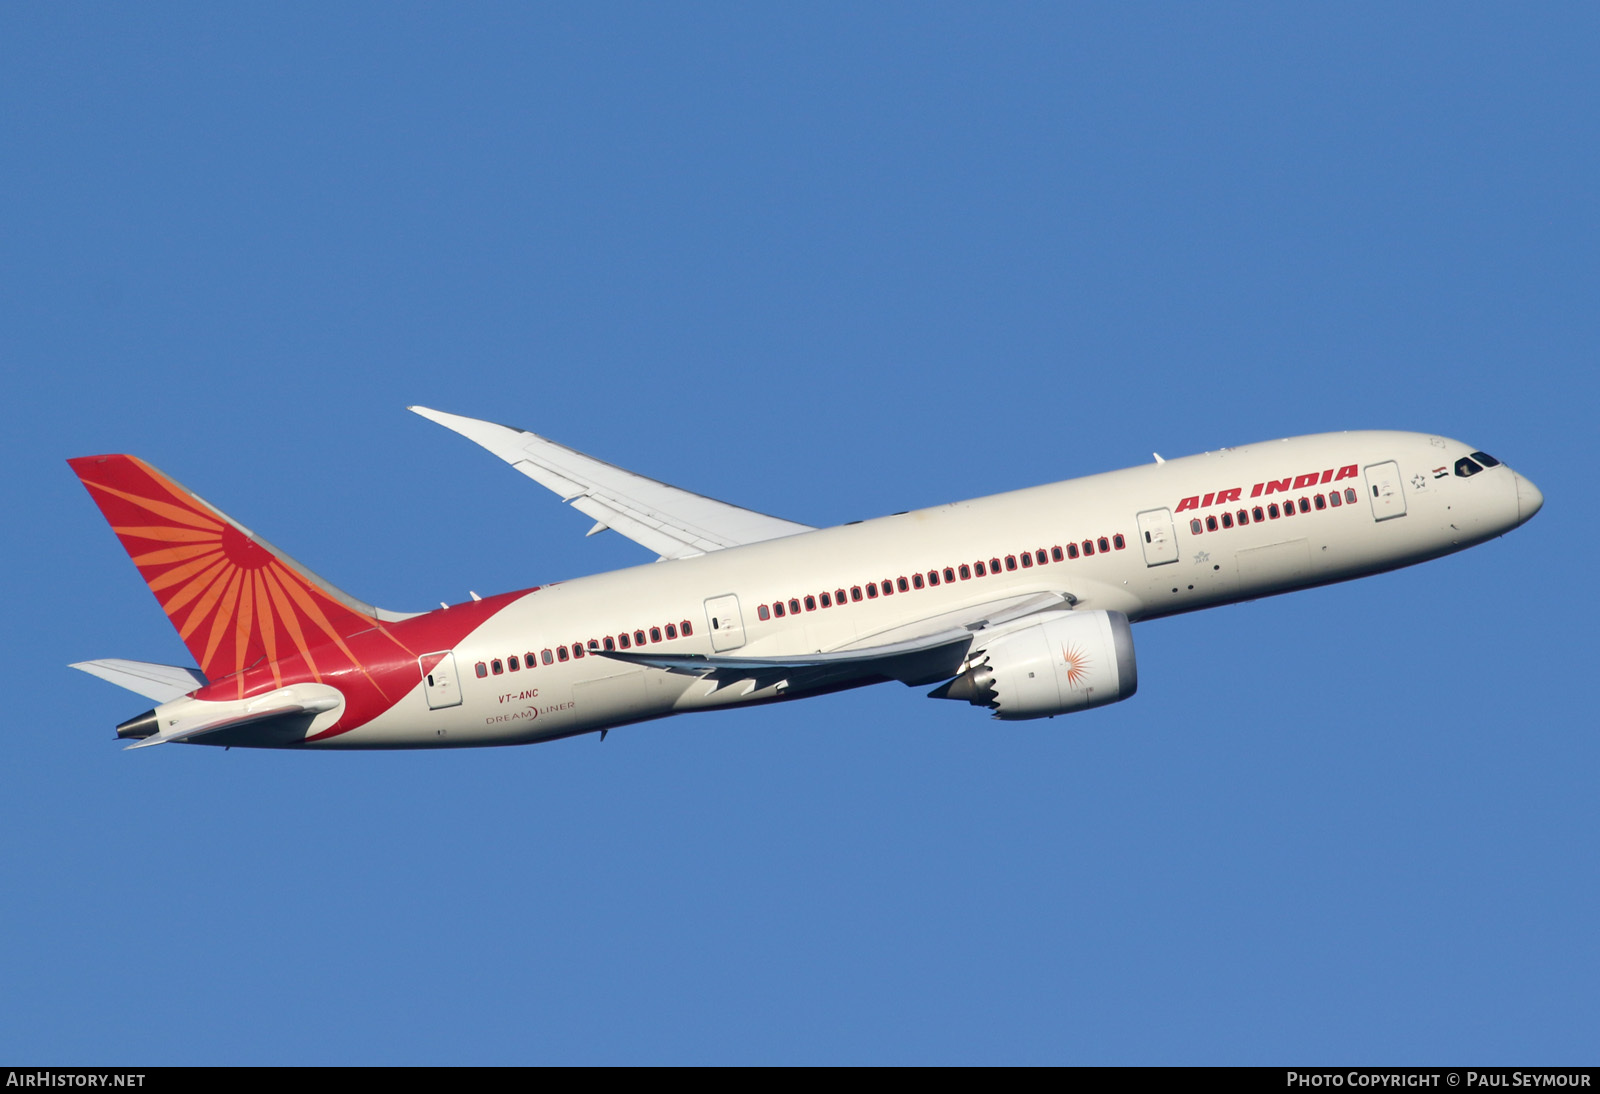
1152,453,1165,464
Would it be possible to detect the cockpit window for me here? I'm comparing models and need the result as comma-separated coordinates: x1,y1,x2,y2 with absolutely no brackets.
1455,456,1483,477
1471,451,1501,468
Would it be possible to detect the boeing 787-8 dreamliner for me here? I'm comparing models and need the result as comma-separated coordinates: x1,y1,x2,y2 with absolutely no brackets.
69,409,1542,750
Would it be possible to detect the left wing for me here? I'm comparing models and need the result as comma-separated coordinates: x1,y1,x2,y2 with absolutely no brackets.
411,406,813,560
602,592,1075,693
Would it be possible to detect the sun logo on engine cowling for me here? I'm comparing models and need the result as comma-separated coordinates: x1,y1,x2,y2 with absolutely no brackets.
1059,643,1091,686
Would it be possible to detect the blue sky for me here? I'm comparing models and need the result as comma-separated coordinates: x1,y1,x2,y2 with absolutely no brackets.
2,4,1595,1064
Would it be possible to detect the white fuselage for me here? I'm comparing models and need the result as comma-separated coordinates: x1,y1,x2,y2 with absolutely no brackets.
330,430,1539,748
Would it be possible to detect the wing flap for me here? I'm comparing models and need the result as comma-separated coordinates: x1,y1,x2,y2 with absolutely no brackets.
602,628,975,691
412,406,813,559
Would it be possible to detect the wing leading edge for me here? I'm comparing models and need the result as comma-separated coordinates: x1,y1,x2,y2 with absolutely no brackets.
410,406,813,560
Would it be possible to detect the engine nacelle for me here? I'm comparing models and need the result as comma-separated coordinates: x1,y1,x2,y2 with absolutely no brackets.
931,610,1137,720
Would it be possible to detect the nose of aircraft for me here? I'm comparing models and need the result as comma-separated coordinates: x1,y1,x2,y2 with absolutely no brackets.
1514,471,1544,525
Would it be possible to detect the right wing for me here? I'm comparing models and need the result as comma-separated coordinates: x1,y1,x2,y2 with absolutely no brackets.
411,406,813,560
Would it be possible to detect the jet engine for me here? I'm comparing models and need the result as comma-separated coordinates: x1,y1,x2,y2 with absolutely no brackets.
930,610,1137,720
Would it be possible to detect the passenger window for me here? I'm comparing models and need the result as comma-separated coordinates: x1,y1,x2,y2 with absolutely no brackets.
634,630,646,645
573,643,585,658
1051,546,1064,562
820,591,833,607
681,621,693,636
603,637,615,652
836,588,848,604
773,602,785,618
618,634,631,649
508,655,520,671
1067,543,1079,558
959,564,971,580
804,596,816,611
1221,513,1233,529
989,558,1002,573
896,577,910,592
1190,519,1203,534
879,581,893,597
1112,535,1125,550
866,583,878,599
1036,549,1048,565
790,598,801,614
650,627,662,643
926,571,940,587
1299,498,1311,513
1097,537,1110,552
527,651,539,665
491,659,503,675
974,561,987,576
475,662,488,678
852,585,864,601
1005,556,1017,571
543,649,555,664
665,624,677,639
557,646,569,662
1020,554,1033,569
1344,488,1358,504
1329,491,1341,507
758,604,771,620
1236,510,1248,526
1205,517,1218,532
912,574,925,589
1268,503,1280,519
1082,540,1095,556
942,567,955,583
1314,494,1326,510
1252,507,1264,522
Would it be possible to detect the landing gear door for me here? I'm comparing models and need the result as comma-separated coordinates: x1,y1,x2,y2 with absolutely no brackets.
420,651,463,709
704,594,746,652
1364,461,1407,522
1136,508,1179,566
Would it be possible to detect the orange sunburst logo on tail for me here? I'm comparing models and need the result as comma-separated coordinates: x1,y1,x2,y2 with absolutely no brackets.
1059,643,1091,686
70,454,398,697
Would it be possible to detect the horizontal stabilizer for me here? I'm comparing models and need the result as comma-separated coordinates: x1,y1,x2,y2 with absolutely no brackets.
123,689,342,750
410,406,813,559
71,659,208,703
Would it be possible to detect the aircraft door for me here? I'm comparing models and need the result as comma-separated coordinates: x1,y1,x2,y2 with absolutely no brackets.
1136,508,1179,566
704,594,746,652
419,651,464,709
1364,461,1407,522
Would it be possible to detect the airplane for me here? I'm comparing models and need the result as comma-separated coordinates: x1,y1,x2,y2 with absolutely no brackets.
68,410,1543,750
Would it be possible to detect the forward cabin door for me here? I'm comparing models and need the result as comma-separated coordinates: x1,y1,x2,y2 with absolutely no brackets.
1364,461,1407,522
1136,508,1179,566
419,651,463,709
705,594,746,652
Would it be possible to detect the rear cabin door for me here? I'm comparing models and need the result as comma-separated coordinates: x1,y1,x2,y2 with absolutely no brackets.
1136,508,1179,566
420,651,464,709
1364,461,1408,522
705,594,746,652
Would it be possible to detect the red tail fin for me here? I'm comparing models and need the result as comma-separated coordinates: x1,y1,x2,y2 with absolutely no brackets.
69,455,404,684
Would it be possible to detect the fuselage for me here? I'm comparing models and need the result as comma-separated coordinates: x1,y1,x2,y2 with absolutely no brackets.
200,429,1535,749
